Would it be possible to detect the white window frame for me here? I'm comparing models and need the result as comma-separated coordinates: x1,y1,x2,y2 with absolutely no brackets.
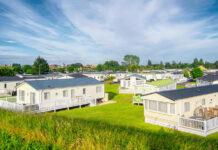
83,88,86,95
149,100,157,111
63,90,68,97
158,102,168,113
184,102,190,112
19,90,25,101
170,103,175,114
202,98,205,105
30,92,36,104
44,92,50,100
96,86,102,93
71,89,75,98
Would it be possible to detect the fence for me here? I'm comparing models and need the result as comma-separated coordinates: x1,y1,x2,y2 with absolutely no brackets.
0,97,16,102
0,99,23,112
0,96,97,113
179,117,218,136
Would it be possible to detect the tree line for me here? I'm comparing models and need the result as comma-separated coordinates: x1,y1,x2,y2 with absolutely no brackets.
0,56,49,76
0,55,218,76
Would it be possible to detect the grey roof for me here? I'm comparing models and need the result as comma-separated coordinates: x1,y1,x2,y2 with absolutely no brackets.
0,76,23,82
172,72,182,74
156,84,218,101
121,74,147,80
23,78,103,90
68,73,88,78
197,74,218,82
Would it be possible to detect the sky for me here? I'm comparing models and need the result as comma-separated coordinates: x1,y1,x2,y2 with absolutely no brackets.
0,0,218,65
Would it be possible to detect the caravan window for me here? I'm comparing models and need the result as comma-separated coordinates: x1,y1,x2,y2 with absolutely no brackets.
83,88,86,95
149,100,157,111
202,98,205,105
184,102,190,112
71,89,75,98
158,102,167,113
63,90,68,97
96,86,102,93
170,103,175,114
30,92,36,104
4,83,7,89
19,90,25,101
44,92,50,100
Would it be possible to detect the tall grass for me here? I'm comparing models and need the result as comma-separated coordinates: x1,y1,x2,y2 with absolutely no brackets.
0,109,217,150
0,129,57,150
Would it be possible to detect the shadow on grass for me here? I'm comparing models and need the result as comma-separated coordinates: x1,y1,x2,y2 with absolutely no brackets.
107,92,118,100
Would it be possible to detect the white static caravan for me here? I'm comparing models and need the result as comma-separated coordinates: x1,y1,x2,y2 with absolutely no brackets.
16,78,105,112
142,85,218,136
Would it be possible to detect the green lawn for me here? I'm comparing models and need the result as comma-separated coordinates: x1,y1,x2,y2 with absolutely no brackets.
177,85,185,89
0,84,217,149
147,79,175,86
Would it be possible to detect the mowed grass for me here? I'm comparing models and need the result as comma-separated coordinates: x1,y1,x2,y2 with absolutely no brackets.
177,85,185,89
147,79,175,86
56,84,148,129
0,84,217,149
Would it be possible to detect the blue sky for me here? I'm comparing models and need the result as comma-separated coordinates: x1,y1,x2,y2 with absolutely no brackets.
0,0,218,65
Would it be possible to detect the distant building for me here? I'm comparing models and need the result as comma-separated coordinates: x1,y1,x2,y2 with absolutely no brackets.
119,74,147,93
49,65,58,70
197,72,218,86
0,76,23,96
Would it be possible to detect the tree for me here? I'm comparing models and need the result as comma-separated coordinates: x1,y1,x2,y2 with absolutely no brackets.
104,60,120,71
182,67,190,78
165,62,171,69
32,56,49,74
123,55,140,66
57,68,65,73
172,61,177,68
205,61,212,69
26,69,33,74
12,63,21,67
214,61,218,69
199,58,204,66
13,65,23,74
192,58,199,68
22,65,32,73
190,68,203,79
148,59,152,66
67,66,74,73
129,64,137,72
0,67,15,76
96,64,103,72
119,65,127,71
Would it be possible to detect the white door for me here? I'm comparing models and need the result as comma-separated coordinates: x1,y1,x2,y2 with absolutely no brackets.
30,92,35,105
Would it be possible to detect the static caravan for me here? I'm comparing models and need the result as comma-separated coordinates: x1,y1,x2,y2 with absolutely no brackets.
16,78,105,112
142,85,218,136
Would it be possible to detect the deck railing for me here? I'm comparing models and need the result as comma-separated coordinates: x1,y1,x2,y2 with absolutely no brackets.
179,116,218,136
179,117,205,131
0,99,23,112
0,96,97,113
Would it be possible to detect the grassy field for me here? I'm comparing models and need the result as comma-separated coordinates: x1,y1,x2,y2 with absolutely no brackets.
147,79,175,86
177,85,185,89
0,84,217,149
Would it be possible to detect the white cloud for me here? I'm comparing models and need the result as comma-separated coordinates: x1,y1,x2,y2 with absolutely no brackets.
0,0,218,64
